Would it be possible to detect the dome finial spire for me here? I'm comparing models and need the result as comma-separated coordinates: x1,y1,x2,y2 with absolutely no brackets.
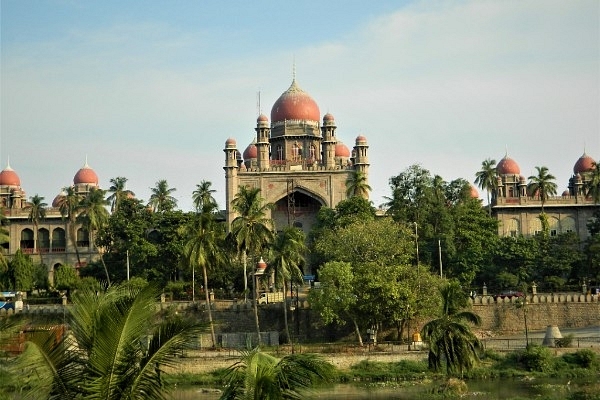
6,155,11,170
292,57,296,82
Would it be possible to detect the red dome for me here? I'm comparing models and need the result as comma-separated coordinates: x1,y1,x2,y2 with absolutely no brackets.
573,153,596,174
256,257,267,270
271,79,320,123
470,185,479,199
74,162,98,185
323,113,335,122
496,156,520,175
355,135,367,144
0,164,20,186
52,192,65,208
243,142,258,159
225,137,237,147
257,114,269,122
562,190,569,197
335,142,350,157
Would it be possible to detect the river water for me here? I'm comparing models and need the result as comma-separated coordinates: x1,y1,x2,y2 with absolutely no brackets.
171,378,593,400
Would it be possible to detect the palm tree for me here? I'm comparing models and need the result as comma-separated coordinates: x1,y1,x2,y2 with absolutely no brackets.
78,187,111,285
345,170,371,198
229,186,274,345
0,209,9,273
183,190,224,348
148,179,177,212
220,347,335,400
192,180,217,212
267,227,306,349
14,283,205,399
585,161,600,204
55,186,83,267
107,176,135,213
28,194,48,266
527,166,558,214
474,158,497,215
421,281,482,376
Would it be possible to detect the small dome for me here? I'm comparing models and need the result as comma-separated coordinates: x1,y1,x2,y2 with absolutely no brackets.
470,185,479,199
225,137,237,147
256,257,267,270
562,190,570,197
73,161,99,185
496,155,520,175
257,114,269,122
335,142,351,158
573,152,596,174
271,79,320,123
52,191,66,208
243,141,258,160
0,162,21,187
323,113,335,122
355,135,367,145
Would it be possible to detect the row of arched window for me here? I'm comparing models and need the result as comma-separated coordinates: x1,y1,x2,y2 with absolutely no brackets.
19,228,90,253
504,216,579,237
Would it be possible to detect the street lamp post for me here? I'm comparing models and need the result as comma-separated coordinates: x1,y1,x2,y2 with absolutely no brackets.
414,222,420,290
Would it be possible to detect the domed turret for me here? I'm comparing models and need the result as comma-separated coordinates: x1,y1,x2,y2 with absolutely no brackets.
225,137,237,148
0,161,21,187
73,160,99,185
573,152,596,174
470,185,479,199
243,140,258,160
271,79,320,123
496,155,520,175
355,135,368,145
52,191,66,208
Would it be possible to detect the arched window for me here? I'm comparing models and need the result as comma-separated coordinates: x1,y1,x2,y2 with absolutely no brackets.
549,216,560,236
529,217,542,236
309,145,316,161
38,228,50,253
77,228,90,248
506,218,520,237
52,228,66,252
292,143,302,161
276,145,283,160
561,217,576,233
20,229,34,252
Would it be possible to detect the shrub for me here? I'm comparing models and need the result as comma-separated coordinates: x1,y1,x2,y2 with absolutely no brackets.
520,345,554,372
563,349,597,369
555,334,574,348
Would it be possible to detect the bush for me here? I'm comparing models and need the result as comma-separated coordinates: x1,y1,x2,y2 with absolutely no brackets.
563,349,597,369
520,345,554,372
555,334,574,348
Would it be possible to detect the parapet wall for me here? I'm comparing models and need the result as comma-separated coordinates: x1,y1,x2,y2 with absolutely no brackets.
471,294,599,332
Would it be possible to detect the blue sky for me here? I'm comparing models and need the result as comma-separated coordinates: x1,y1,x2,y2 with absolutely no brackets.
1,0,598,211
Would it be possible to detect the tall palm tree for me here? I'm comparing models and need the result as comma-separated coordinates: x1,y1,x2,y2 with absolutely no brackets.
527,166,558,214
192,180,217,212
183,191,224,348
229,186,274,345
421,281,482,376
345,170,371,198
148,179,177,213
14,283,205,399
267,227,306,349
55,186,83,267
107,176,135,213
585,161,600,205
474,158,497,215
220,347,335,400
78,187,111,284
28,194,48,266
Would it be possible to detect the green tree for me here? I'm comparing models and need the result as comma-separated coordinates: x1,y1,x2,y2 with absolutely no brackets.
148,179,177,213
107,176,135,213
55,186,83,267
220,347,335,400
192,180,217,212
421,281,482,376
229,186,274,344
53,264,78,294
27,194,48,266
0,209,8,276
267,227,306,347
527,166,558,214
345,170,371,199
585,161,600,204
183,184,224,347
15,283,205,399
474,158,497,214
78,187,111,284
10,249,35,293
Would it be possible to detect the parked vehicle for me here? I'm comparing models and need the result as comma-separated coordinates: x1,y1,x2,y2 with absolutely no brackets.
257,292,284,305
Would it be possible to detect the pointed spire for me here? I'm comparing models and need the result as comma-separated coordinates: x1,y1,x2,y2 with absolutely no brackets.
4,156,13,171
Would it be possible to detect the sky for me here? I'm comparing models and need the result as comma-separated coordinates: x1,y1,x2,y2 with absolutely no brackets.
1,0,598,211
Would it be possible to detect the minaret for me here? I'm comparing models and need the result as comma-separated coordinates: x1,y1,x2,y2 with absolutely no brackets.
353,135,370,177
223,138,239,227
255,114,270,170
321,113,337,169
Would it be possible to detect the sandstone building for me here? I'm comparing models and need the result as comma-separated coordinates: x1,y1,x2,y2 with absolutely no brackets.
223,78,370,235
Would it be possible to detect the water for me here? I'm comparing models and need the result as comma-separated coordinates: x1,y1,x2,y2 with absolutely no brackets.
171,378,594,400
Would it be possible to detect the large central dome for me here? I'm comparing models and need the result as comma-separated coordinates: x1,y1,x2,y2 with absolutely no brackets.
271,79,320,123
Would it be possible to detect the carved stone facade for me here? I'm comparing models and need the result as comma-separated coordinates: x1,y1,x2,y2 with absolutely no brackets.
224,79,370,235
